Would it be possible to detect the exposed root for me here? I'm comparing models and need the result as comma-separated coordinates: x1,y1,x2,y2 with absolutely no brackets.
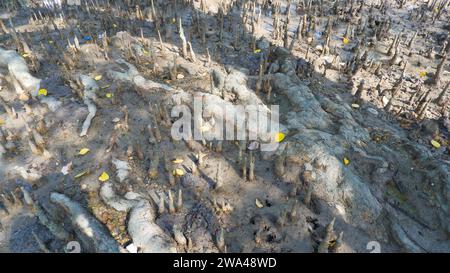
78,75,98,137
112,158,131,183
0,48,41,98
127,200,177,253
50,192,123,253
108,59,175,91
20,187,70,241
99,182,138,212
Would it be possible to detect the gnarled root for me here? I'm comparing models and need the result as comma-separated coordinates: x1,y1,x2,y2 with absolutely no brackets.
79,75,98,137
99,182,138,212
20,187,70,241
0,48,41,98
99,158,177,252
108,59,174,91
50,192,123,253
127,200,177,253
112,158,131,183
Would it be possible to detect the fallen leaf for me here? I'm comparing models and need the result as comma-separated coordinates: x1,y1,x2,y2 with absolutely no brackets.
382,96,389,106
172,18,176,24
173,168,184,176
430,140,441,149
22,53,29,58
0,119,4,126
343,37,350,44
38,88,48,96
126,243,138,253
172,158,184,164
254,49,262,54
275,132,285,143
343,157,350,165
74,171,87,179
195,152,207,162
98,172,110,182
248,141,260,150
94,75,102,81
351,103,360,108
78,148,90,155
61,162,73,175
113,24,117,28
255,198,264,208
106,92,113,98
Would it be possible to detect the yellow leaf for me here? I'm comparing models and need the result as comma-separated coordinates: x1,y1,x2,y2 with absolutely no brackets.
94,75,102,81
98,172,110,182
431,140,441,149
78,148,90,155
173,168,184,176
351,103,360,108
172,158,184,164
419,71,427,77
275,132,285,143
22,53,29,58
343,157,350,165
143,49,150,55
343,37,350,44
0,119,4,126
38,88,47,96
48,40,54,44
113,24,117,28
255,198,264,208
172,18,176,24
254,49,262,54
106,92,113,98
74,171,87,179
101,84,111,89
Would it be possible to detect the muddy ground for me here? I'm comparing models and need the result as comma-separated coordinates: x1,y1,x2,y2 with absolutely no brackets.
0,0,449,253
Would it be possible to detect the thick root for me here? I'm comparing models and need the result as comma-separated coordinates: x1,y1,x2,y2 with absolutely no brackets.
0,48,41,98
108,59,175,91
99,182,138,212
50,192,123,253
128,200,177,253
79,75,98,137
